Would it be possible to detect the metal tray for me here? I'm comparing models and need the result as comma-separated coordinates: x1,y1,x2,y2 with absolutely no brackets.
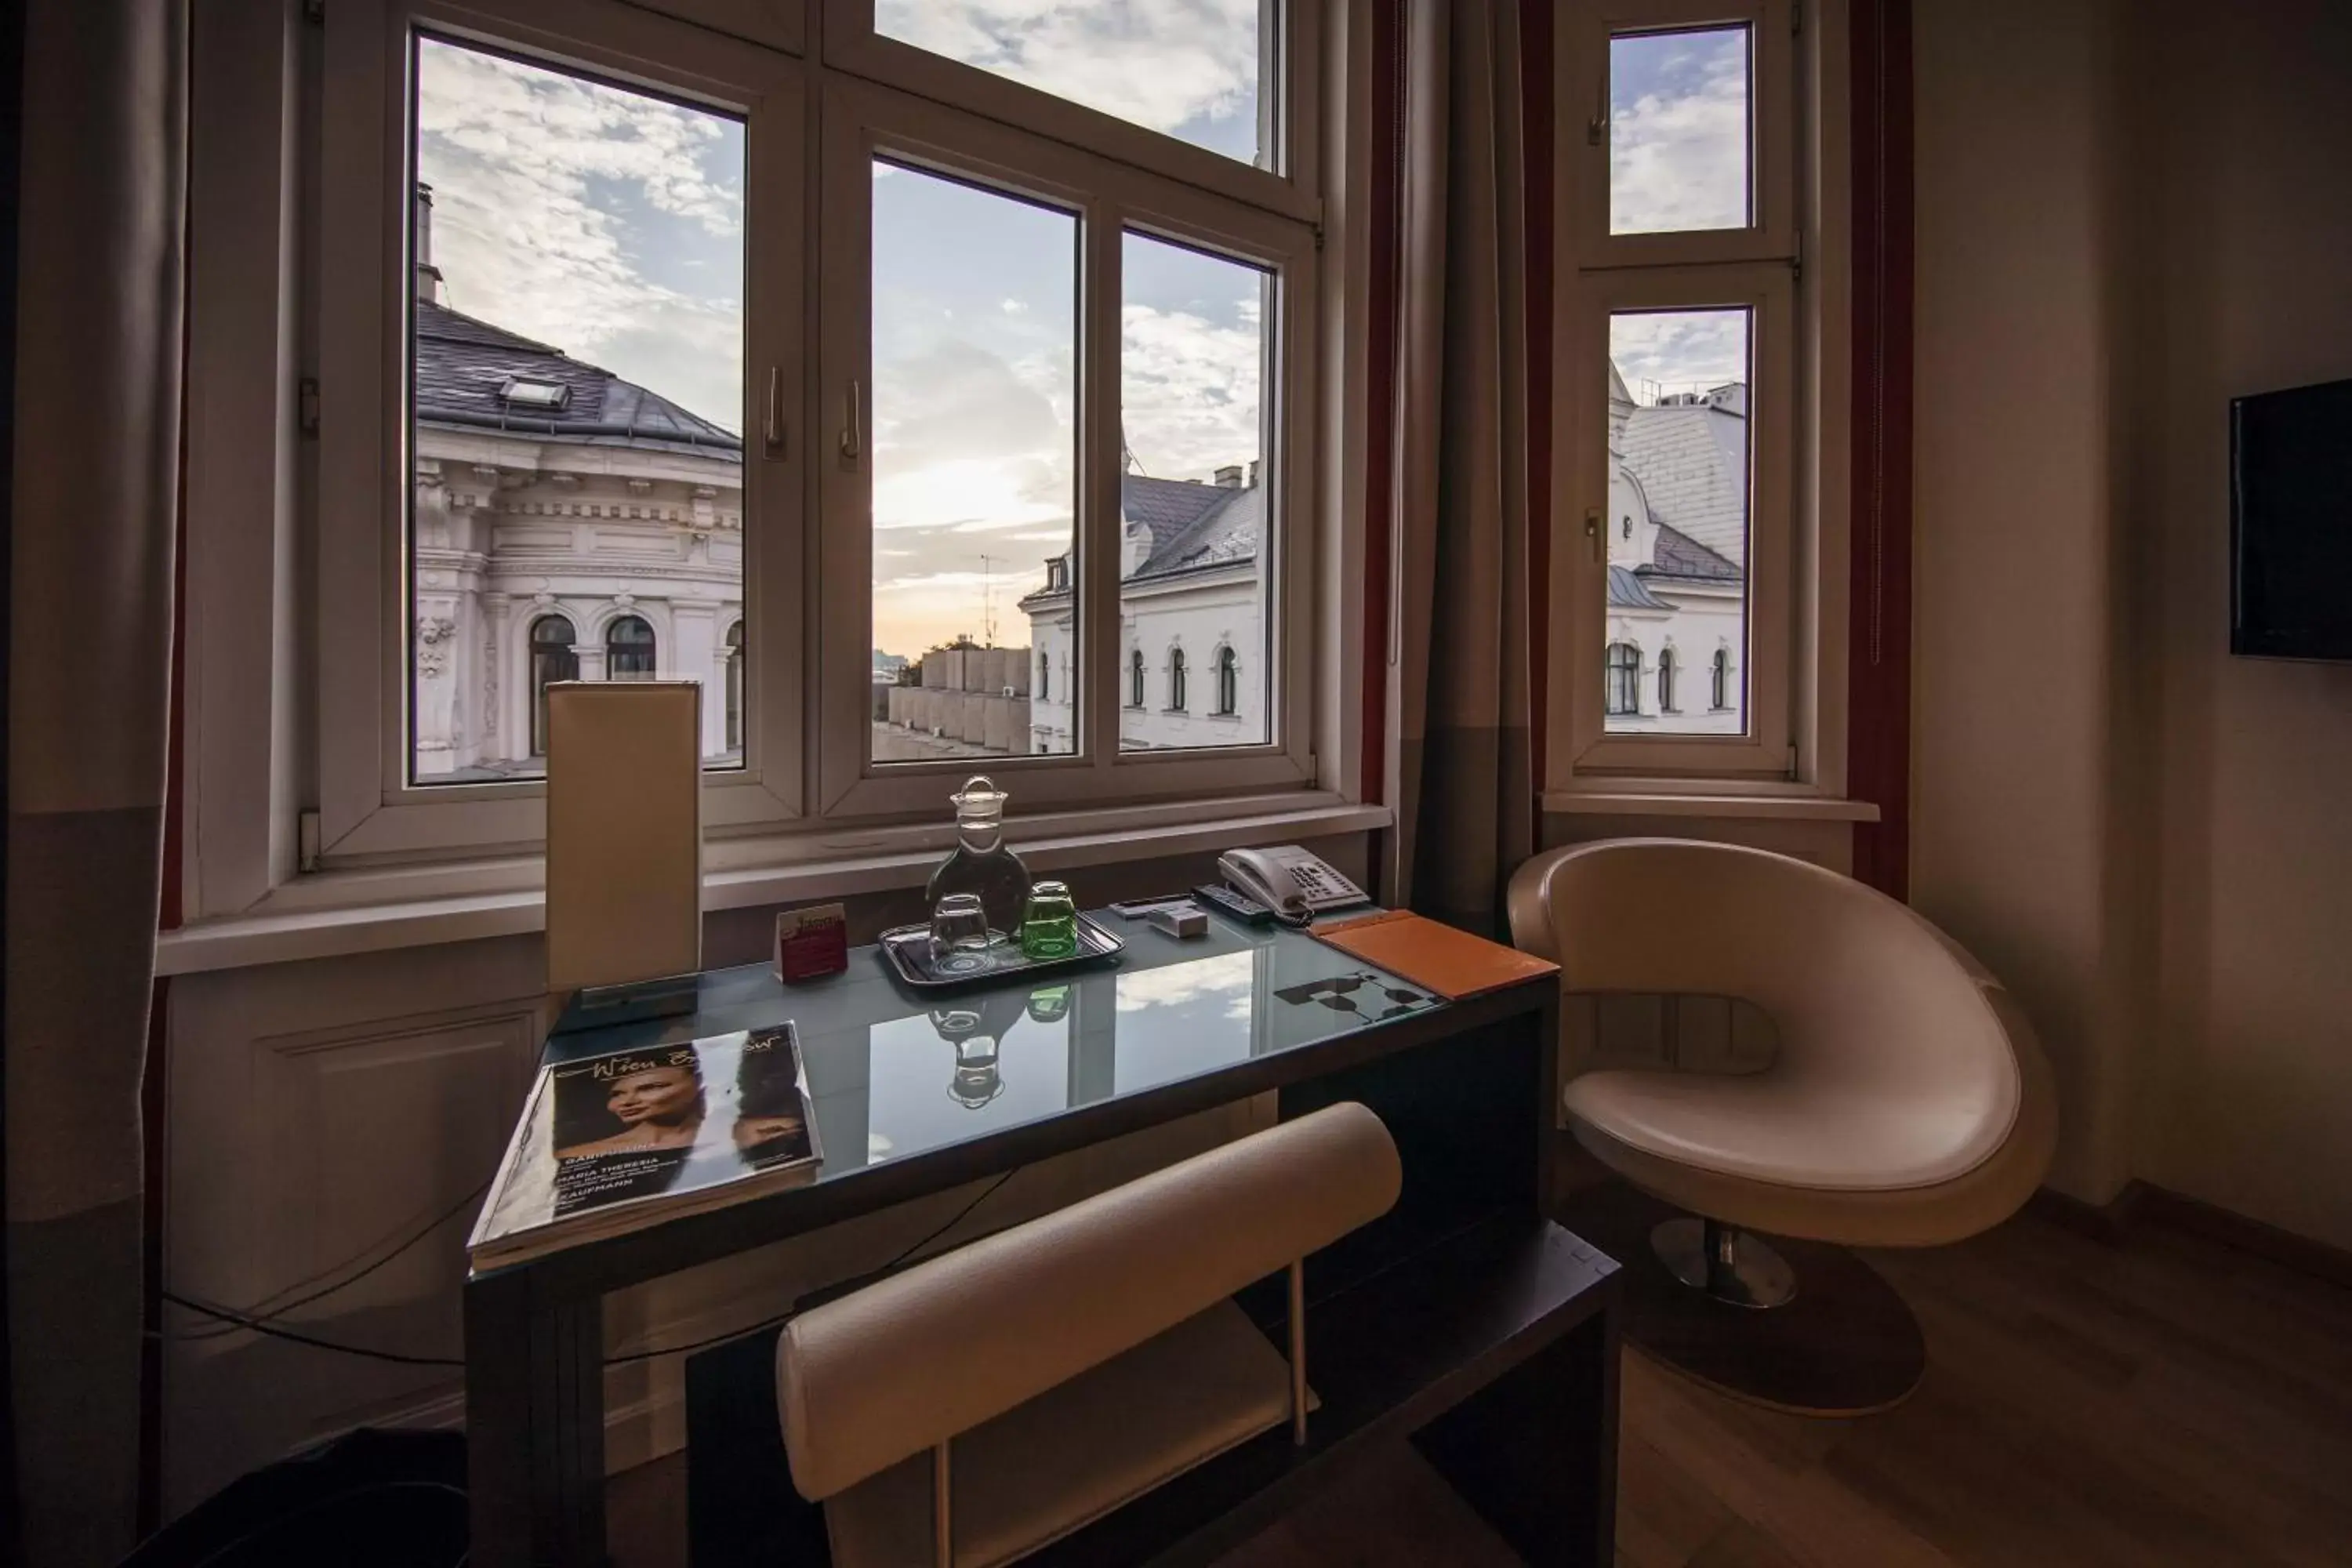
876,913,1127,992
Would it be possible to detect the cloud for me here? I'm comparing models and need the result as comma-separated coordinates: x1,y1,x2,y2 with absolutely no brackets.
1609,31,1749,236
1115,950,1255,1011
877,0,1260,143
1610,310,1748,405
1121,302,1262,481
415,40,745,430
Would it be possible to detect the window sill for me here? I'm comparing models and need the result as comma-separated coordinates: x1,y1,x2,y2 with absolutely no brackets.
1541,789,1881,823
155,793,1392,976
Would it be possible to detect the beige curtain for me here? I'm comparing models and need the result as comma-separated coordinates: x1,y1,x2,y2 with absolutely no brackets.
1388,0,1537,936
6,1,187,1559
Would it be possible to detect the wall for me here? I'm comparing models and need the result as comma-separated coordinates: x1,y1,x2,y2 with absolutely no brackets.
1911,0,2140,1203
1913,0,2352,1244
2131,0,2352,1250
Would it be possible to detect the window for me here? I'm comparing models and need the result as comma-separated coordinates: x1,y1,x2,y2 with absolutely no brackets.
1605,642,1642,717
528,615,579,757
401,35,746,786
1167,647,1188,712
1214,645,1240,717
604,616,657,680
1129,648,1145,709
275,0,1324,880
724,622,746,753
1555,0,1806,780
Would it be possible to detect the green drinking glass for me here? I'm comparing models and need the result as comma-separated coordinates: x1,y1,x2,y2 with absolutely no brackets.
1018,880,1080,961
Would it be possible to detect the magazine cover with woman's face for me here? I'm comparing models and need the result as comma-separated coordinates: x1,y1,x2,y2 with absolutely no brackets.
472,1022,818,1256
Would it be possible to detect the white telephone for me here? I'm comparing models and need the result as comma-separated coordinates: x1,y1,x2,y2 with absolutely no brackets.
1217,845,1370,924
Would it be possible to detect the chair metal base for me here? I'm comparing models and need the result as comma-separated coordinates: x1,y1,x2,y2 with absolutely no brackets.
1559,1180,1926,1417
1652,1218,1798,1309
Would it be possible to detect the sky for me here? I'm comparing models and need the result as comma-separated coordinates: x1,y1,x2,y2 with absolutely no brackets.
412,11,1751,659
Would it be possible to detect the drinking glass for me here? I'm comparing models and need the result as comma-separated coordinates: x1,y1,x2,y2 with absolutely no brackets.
931,892,993,957
1019,880,1080,960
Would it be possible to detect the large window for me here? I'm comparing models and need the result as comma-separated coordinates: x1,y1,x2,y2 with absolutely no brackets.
292,0,1323,867
1555,0,1806,784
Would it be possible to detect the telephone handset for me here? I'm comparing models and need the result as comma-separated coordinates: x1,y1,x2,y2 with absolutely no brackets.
1217,845,1370,926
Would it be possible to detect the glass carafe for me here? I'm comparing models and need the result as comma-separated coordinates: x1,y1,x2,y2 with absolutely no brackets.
925,775,1030,945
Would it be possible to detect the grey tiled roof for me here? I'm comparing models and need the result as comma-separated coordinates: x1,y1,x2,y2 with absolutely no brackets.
1122,473,1247,561
1131,479,1261,581
1646,521,1741,583
1619,401,1744,568
412,299,742,460
1608,564,1672,610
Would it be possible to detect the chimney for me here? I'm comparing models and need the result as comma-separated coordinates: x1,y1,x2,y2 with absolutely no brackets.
414,183,444,306
1214,463,1244,489
1247,459,1260,488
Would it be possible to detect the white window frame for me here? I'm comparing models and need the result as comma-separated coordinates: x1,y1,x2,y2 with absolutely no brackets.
315,0,809,861
1549,0,1849,794
812,74,1316,819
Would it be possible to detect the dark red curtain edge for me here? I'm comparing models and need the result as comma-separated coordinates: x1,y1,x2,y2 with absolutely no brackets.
1520,0,1554,853
1847,0,1915,899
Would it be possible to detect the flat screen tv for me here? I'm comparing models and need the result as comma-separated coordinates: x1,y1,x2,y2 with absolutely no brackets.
2231,376,2352,661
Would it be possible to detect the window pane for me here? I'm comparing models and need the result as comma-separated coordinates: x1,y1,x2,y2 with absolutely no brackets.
1609,26,1751,235
1118,232,1271,751
876,2,1269,169
408,38,746,784
870,161,1078,762
1604,308,1750,735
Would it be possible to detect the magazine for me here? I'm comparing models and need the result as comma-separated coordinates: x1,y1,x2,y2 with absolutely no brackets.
468,1022,822,1269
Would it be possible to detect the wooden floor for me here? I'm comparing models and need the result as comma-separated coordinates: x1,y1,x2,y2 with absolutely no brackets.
611,1196,2352,1568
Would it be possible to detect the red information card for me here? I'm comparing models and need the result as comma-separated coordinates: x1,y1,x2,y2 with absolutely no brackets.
775,903,849,983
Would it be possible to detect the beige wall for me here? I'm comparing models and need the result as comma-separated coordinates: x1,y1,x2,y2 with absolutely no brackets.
1914,0,2352,1244
1911,0,2138,1203
2131,0,2352,1250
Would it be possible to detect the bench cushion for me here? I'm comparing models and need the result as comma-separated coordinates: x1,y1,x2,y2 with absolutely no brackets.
823,1300,1296,1568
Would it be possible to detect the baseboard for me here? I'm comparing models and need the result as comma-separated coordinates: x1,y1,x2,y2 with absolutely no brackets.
2025,1180,2146,1246
2132,1185,2352,1293
2027,1180,2352,1292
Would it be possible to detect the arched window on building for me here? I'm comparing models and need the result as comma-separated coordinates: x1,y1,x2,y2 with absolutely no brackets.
1658,647,1679,713
1037,650,1051,702
1168,647,1188,712
1129,648,1145,708
606,615,657,679
1711,648,1732,711
1605,642,1641,717
1214,645,1240,716
724,622,745,752
528,614,579,757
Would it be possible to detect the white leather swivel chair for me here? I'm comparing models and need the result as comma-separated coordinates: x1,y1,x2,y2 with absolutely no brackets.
1508,838,2056,1413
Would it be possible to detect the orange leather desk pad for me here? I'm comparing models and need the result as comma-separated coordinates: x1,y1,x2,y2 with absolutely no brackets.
1310,909,1558,1000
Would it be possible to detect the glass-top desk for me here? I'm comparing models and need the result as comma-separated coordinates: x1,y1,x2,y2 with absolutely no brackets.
467,913,1566,1568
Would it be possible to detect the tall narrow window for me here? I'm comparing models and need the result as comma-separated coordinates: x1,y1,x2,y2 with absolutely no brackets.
1214,645,1239,716
1711,648,1732,710
406,36,743,783
1602,309,1751,735
607,615,657,679
1606,642,1642,717
1167,647,1188,712
528,615,578,757
1120,232,1272,750
1658,647,1678,713
1129,648,1145,709
870,159,1077,763
724,622,744,753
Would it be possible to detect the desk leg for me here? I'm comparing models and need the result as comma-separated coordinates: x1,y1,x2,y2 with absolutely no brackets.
1410,1295,1621,1568
467,1272,607,1567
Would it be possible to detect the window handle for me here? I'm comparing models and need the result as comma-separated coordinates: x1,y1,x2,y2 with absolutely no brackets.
840,379,862,463
762,365,786,460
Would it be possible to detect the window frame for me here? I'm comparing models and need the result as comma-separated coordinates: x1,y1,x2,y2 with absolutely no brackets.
1549,0,1845,797
315,0,808,860
820,0,1317,227
813,74,1316,820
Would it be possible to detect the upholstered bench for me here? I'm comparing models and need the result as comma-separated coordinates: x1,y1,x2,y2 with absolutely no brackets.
774,1102,1401,1568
